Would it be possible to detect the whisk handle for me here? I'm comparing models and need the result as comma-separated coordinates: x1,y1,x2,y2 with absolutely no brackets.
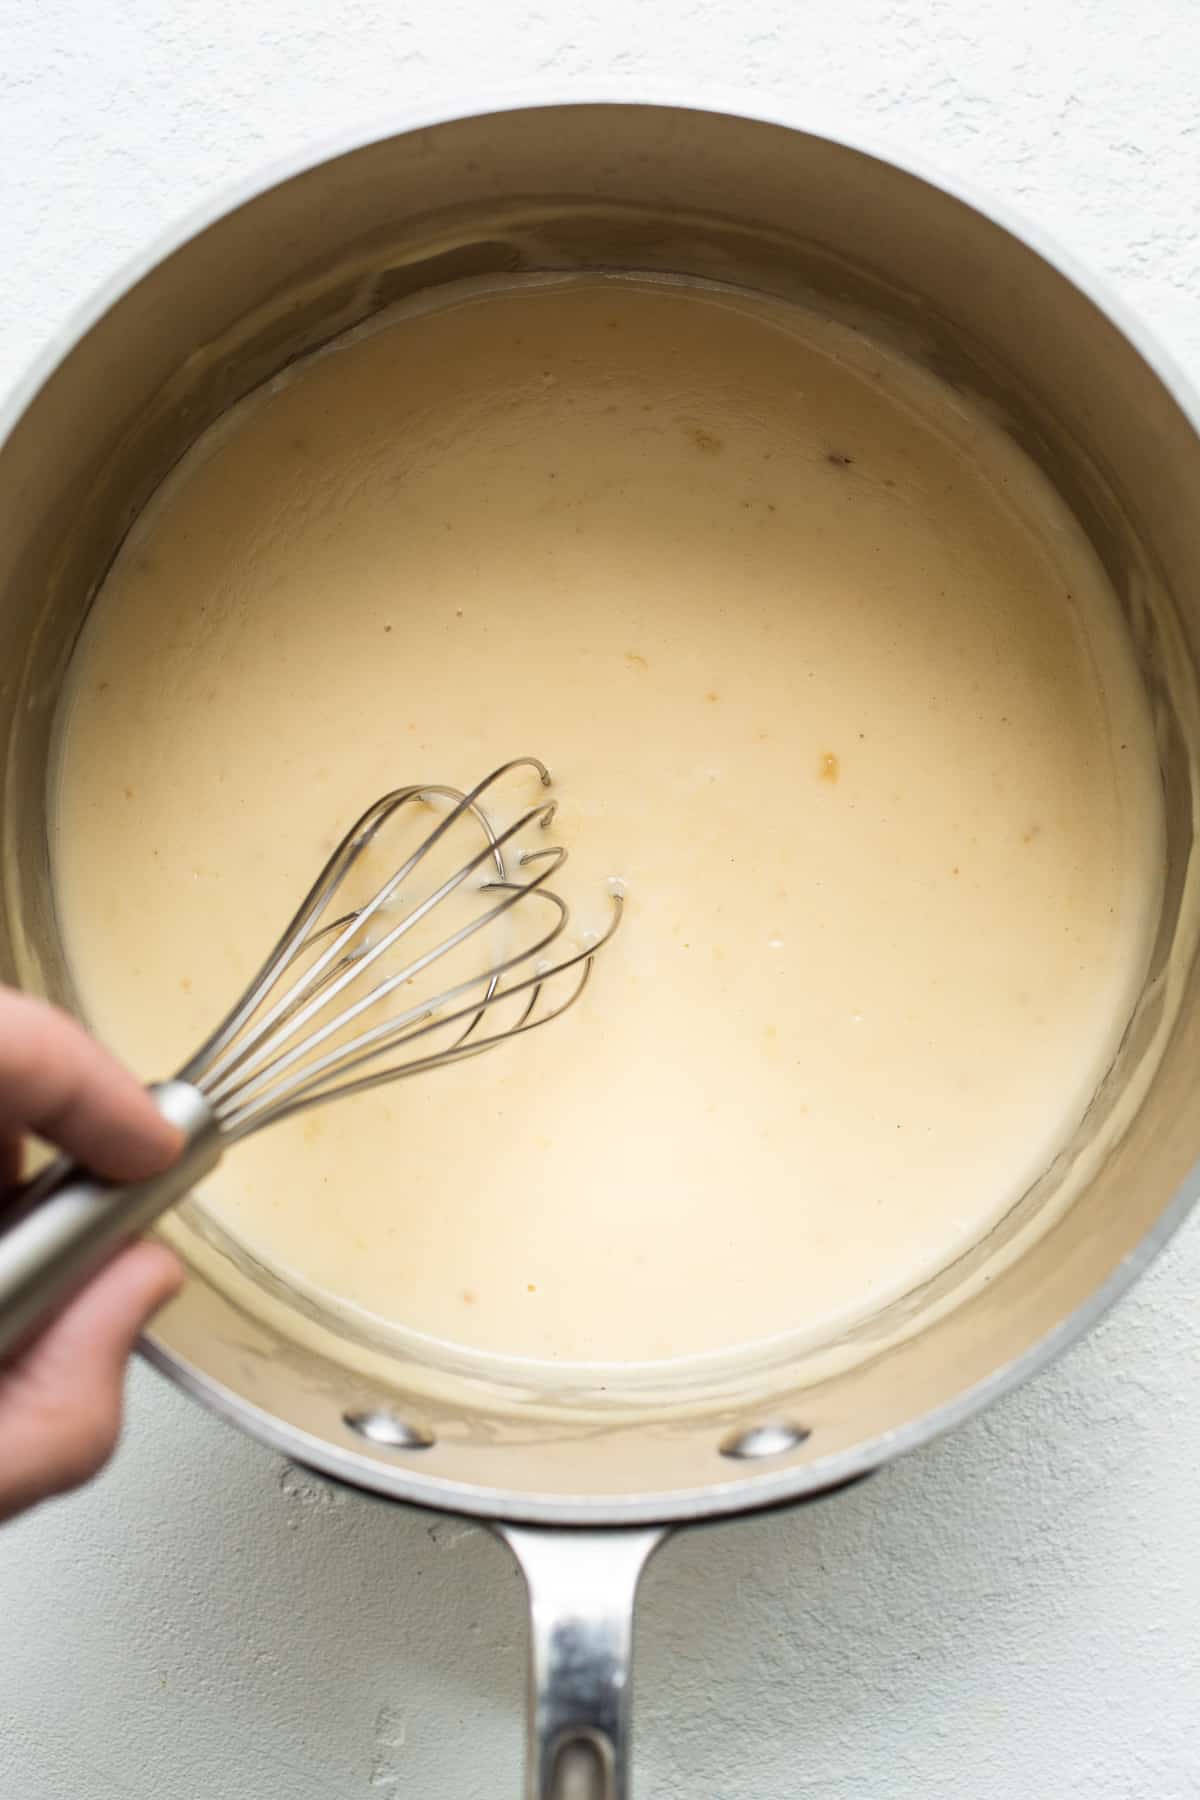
0,1080,221,1364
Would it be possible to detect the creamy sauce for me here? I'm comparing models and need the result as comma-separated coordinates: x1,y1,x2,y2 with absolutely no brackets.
52,276,1163,1370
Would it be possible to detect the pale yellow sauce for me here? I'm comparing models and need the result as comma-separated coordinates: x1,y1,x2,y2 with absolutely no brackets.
52,276,1163,1370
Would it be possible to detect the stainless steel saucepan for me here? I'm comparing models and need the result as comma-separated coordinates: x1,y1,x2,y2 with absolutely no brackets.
3,95,1200,1800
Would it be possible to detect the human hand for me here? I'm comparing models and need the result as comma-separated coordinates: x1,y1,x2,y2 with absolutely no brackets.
0,991,183,1524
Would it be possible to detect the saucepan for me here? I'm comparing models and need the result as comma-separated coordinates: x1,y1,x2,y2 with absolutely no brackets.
2,95,1200,1799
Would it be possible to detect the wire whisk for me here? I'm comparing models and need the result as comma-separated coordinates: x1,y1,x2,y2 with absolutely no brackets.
0,757,620,1360
185,755,620,1136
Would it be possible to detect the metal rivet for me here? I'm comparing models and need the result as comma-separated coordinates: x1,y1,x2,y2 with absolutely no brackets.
343,1408,435,1450
719,1420,812,1460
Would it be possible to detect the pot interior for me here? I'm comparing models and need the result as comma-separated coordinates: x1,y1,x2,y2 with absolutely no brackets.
3,102,1200,1522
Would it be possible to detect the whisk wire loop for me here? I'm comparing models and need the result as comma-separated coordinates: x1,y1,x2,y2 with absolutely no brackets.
176,757,620,1139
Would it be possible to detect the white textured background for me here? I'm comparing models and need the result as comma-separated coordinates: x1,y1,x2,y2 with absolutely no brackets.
3,4,1200,1796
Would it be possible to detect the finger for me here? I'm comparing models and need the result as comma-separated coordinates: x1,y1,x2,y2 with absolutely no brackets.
0,990,182,1180
0,1241,182,1523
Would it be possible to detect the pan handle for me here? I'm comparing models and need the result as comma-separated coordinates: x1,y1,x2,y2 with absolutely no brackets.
497,1524,667,1800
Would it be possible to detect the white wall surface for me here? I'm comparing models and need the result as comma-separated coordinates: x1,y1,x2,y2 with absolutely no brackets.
2,3,1200,1796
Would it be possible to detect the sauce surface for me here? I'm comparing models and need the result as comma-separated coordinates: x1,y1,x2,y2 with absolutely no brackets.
53,276,1163,1368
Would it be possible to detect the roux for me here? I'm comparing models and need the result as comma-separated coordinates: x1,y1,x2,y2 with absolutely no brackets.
52,276,1163,1370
